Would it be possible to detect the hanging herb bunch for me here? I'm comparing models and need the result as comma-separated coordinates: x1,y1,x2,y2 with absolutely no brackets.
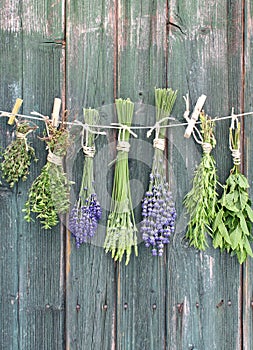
1,121,37,188
184,111,218,250
104,98,138,265
212,119,253,263
23,114,73,229
141,88,177,256
69,108,102,247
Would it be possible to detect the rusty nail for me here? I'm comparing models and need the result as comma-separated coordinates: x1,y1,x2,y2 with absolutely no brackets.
103,304,108,311
124,303,128,310
196,302,199,308
177,303,183,313
216,299,224,308
152,303,157,310
76,304,81,311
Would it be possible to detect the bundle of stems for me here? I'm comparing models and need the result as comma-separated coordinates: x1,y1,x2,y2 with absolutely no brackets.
141,88,177,256
24,119,73,229
184,112,218,250
212,121,253,263
69,108,102,247
104,98,137,265
1,121,37,187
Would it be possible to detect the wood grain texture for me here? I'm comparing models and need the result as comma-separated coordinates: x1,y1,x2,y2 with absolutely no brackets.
167,0,244,349
116,1,168,349
243,1,253,349
65,1,116,349
0,1,65,349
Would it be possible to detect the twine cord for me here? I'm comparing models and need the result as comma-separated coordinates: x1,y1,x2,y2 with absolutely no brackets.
83,146,96,158
116,141,131,153
153,138,165,151
47,150,63,166
202,142,212,154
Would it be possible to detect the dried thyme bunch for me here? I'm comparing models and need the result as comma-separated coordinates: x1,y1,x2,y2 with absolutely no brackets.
184,112,218,250
104,98,138,265
141,88,177,256
212,120,253,263
69,108,102,247
1,121,37,187
23,119,73,229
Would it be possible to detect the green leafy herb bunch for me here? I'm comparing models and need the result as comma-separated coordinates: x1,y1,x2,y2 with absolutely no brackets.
23,118,73,229
184,112,218,250
212,120,253,263
104,98,138,265
1,121,37,187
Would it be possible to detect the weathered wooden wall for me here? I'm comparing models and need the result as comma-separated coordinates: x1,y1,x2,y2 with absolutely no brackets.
0,1,253,349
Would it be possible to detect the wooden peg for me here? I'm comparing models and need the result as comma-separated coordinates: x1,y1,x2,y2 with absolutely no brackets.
184,94,207,138
51,98,61,127
8,98,23,125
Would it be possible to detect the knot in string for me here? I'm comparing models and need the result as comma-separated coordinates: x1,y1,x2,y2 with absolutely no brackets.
16,130,33,151
231,148,241,166
116,140,130,153
83,145,95,158
153,138,165,151
202,142,212,154
47,150,63,166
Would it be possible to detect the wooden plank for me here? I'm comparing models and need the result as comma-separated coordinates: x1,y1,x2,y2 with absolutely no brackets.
116,1,168,349
167,0,244,348
0,19,23,349
65,1,116,349
243,1,253,349
0,0,65,348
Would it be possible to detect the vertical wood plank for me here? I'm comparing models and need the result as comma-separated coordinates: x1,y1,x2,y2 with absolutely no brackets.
116,1,168,349
65,1,116,349
166,1,244,349
243,1,253,349
0,1,66,349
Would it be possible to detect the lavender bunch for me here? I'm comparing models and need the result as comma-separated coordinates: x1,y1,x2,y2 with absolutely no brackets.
69,108,102,247
141,88,177,256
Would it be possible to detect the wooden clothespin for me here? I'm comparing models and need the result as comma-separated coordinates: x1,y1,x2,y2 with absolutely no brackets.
51,98,61,127
8,98,23,125
184,94,207,138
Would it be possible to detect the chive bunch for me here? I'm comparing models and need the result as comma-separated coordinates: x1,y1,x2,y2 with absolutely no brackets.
104,98,138,265
141,88,177,256
24,120,72,229
1,121,37,187
69,108,102,247
184,112,218,250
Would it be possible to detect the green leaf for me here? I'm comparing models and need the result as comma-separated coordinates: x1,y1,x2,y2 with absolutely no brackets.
245,203,253,222
243,237,253,257
238,173,249,189
230,227,241,250
218,221,231,245
238,212,250,236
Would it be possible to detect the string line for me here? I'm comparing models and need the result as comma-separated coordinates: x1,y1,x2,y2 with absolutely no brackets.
1,110,253,132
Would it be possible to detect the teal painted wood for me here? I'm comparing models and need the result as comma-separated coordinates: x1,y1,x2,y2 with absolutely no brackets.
116,1,169,349
243,1,253,349
166,1,244,349
0,1,65,349
65,1,116,349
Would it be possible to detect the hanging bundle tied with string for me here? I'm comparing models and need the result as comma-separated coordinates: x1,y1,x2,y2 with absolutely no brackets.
23,111,73,229
184,111,218,250
141,87,177,257
1,121,37,188
212,117,253,263
104,98,138,265
69,108,103,247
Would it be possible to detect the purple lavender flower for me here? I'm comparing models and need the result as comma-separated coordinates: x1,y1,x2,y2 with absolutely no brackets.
69,193,102,248
140,172,176,256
